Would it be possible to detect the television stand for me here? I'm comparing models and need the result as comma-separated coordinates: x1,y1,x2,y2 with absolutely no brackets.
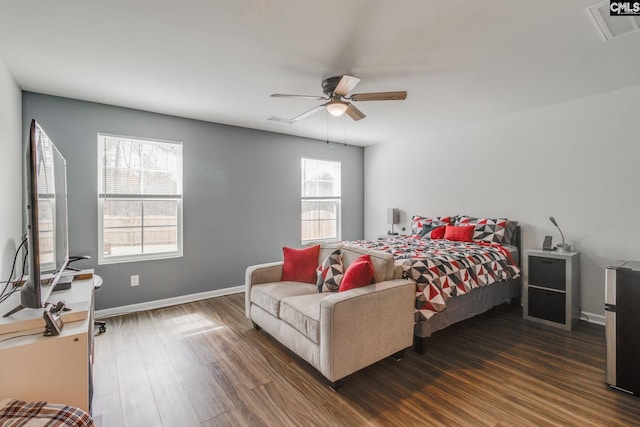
0,271,98,413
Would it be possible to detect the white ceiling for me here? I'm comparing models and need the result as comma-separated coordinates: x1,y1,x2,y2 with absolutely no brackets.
1,0,639,146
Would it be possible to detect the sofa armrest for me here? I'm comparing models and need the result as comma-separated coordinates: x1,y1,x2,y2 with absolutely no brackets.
319,279,415,382
245,261,284,318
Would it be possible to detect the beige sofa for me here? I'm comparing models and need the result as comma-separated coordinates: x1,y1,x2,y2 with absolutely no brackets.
245,245,415,390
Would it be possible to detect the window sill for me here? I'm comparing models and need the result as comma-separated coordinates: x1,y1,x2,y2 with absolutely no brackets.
98,251,183,265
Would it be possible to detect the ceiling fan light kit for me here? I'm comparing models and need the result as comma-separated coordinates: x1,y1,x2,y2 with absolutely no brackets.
326,99,348,116
269,74,407,123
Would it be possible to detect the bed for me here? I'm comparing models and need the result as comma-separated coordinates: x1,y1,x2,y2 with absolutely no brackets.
0,398,94,427
345,215,522,354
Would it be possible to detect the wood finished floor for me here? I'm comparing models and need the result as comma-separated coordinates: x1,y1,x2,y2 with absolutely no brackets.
91,294,640,426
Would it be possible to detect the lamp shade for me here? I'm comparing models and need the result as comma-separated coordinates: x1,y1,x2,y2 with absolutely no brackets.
387,208,399,225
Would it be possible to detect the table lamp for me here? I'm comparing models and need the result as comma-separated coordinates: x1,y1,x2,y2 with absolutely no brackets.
387,208,399,235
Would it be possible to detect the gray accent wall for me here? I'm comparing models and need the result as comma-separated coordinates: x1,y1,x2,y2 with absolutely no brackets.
23,92,364,310
0,62,22,281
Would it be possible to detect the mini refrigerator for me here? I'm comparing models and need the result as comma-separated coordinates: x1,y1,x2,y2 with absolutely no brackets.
605,261,640,395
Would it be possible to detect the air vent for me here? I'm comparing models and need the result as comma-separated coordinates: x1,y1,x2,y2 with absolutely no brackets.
588,1,640,41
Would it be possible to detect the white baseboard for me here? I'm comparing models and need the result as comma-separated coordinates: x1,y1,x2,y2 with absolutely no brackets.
94,285,244,319
95,288,607,327
580,311,605,326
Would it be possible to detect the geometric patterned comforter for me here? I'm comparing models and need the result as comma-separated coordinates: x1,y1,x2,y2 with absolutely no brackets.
345,237,521,321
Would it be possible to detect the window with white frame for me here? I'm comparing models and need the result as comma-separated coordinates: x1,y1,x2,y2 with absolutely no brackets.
98,134,183,264
301,158,341,244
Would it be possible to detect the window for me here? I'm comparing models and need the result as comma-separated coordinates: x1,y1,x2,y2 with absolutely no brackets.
301,158,341,244
98,134,183,264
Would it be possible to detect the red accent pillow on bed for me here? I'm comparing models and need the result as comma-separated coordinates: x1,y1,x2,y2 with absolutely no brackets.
430,225,446,239
281,245,320,284
444,225,475,242
339,255,374,292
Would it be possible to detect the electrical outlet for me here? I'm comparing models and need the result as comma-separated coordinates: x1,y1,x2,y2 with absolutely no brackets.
131,275,139,287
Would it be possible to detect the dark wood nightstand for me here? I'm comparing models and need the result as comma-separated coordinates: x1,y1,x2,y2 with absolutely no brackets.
523,249,580,330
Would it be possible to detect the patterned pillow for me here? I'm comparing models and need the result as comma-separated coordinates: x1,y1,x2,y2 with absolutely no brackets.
411,216,453,237
420,224,447,239
457,216,509,244
316,249,344,292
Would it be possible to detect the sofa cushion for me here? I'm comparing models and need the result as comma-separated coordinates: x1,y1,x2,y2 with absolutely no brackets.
281,245,320,284
280,293,326,344
341,245,395,282
250,282,316,317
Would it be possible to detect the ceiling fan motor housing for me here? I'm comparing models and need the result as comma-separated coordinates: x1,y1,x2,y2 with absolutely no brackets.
322,76,342,96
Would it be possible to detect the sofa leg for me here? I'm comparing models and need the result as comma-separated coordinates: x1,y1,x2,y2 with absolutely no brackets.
391,349,405,361
252,321,262,331
414,336,427,355
329,379,344,391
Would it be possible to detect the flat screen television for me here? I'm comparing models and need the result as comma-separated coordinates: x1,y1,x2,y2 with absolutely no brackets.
3,120,69,317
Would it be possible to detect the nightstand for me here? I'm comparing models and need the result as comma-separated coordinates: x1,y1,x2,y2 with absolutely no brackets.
523,249,580,330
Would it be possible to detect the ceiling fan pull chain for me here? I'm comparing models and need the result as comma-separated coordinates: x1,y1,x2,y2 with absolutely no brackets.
326,111,329,144
344,118,347,147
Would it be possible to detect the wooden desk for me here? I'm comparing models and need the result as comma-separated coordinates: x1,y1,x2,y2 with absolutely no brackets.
0,272,97,413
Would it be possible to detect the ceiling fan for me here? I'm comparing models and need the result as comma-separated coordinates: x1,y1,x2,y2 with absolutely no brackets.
268,74,407,125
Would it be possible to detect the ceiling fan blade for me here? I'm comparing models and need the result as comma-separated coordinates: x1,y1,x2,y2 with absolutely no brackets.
271,94,328,100
267,116,294,126
350,91,407,102
333,75,361,96
345,103,366,121
291,104,326,121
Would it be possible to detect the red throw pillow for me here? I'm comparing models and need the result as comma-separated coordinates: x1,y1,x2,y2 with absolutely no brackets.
444,225,475,242
281,245,320,284
431,225,446,239
339,254,375,292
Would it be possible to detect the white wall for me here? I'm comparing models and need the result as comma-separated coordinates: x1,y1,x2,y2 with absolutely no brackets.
0,61,22,280
364,84,640,317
